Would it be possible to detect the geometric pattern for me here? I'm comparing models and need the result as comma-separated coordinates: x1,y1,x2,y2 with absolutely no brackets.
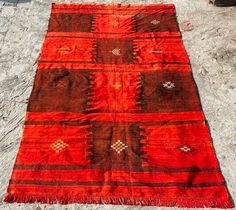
94,14,134,33
140,71,202,112
133,13,179,32
133,38,190,64
4,3,233,208
140,122,219,168
50,139,69,153
95,38,134,64
178,145,192,153
89,122,143,171
86,72,141,112
111,140,128,154
163,81,175,89
40,37,95,63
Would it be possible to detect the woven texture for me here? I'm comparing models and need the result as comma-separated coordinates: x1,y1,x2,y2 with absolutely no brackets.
4,3,233,208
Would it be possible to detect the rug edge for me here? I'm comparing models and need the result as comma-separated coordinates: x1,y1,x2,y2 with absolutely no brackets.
3,193,234,208
51,2,176,9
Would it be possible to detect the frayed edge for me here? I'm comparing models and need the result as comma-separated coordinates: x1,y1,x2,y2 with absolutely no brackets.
4,194,233,208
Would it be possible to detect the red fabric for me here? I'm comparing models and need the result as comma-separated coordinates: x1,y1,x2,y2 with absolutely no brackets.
4,3,233,208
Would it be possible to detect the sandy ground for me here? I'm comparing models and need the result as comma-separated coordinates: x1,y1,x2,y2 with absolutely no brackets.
0,0,235,209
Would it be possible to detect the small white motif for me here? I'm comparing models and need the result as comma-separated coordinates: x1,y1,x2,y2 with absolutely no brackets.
50,139,68,153
150,19,160,25
179,145,192,153
111,48,121,56
150,49,163,54
111,140,128,154
163,81,175,89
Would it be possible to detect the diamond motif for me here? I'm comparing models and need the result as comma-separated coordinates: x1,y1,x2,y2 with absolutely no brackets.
50,139,69,153
150,19,160,25
179,145,192,153
163,81,175,89
111,140,128,154
111,48,121,56
112,18,119,27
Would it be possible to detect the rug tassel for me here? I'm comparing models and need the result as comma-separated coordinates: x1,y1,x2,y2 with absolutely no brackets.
3,193,233,208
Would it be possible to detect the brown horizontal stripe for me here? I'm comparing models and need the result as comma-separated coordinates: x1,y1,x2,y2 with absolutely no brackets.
52,7,175,12
37,63,191,72
37,68,188,73
14,164,220,173
26,110,201,114
26,112,205,122
52,4,175,11
51,8,175,16
51,5,175,15
52,11,174,16
11,169,224,184
38,60,190,65
24,120,90,126
10,179,225,188
46,35,181,39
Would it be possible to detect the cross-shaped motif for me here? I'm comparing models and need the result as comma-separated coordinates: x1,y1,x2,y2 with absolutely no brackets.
163,81,175,89
112,82,122,90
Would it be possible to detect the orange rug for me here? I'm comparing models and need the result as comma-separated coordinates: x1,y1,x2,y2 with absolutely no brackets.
4,3,233,208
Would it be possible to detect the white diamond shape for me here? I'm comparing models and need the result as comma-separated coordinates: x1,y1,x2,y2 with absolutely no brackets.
111,140,128,154
50,139,68,153
179,145,192,153
163,81,175,89
150,19,160,25
111,48,121,56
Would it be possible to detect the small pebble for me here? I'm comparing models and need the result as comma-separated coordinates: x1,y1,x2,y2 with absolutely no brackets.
180,20,194,31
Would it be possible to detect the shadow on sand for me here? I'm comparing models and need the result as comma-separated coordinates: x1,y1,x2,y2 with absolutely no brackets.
0,0,31,4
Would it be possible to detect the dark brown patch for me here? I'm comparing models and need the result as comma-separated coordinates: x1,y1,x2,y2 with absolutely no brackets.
133,13,179,32
48,13,94,32
141,71,202,112
27,69,90,112
90,121,144,170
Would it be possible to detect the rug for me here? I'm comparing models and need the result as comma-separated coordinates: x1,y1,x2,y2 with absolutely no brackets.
4,3,233,208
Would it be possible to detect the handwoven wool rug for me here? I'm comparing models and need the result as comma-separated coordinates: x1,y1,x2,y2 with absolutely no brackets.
4,3,233,208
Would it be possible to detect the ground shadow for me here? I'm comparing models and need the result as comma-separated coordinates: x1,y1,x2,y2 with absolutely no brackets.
0,0,31,4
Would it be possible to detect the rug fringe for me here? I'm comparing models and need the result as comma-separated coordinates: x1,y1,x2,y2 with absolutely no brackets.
4,193,233,208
